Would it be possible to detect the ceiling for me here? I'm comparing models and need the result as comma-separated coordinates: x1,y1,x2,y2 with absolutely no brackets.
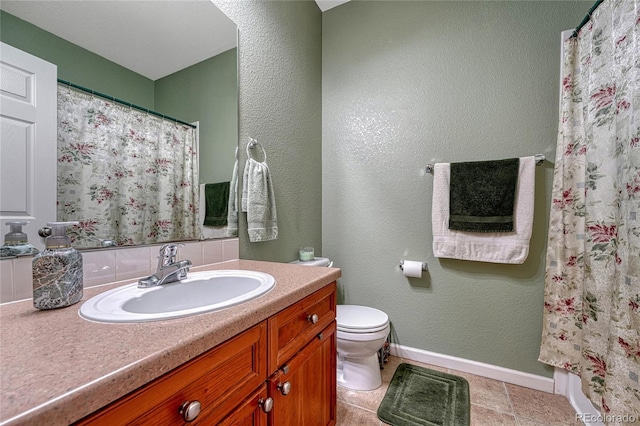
1,0,349,80
0,0,237,81
315,0,351,12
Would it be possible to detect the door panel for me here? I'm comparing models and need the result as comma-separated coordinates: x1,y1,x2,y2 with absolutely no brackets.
0,42,57,251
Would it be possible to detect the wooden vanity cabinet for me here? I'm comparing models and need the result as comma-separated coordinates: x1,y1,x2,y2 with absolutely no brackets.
76,282,337,426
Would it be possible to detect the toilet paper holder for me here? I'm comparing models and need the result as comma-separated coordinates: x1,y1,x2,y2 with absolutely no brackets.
399,260,428,271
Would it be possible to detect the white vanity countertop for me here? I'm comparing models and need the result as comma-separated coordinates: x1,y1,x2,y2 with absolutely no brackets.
0,259,341,426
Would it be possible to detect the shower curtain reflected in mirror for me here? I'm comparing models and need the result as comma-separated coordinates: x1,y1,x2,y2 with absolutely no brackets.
539,0,640,419
57,85,199,248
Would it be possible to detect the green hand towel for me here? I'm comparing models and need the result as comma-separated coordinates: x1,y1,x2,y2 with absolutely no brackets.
449,158,519,232
203,182,230,227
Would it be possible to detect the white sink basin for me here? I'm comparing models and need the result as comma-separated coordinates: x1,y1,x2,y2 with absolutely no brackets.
79,270,276,323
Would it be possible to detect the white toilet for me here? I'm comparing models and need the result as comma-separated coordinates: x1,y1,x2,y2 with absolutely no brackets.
291,257,391,391
336,304,390,390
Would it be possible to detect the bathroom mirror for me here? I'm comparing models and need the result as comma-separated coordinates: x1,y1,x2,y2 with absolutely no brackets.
0,0,238,249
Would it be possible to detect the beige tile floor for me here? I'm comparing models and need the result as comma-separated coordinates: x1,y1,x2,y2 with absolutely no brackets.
337,355,582,426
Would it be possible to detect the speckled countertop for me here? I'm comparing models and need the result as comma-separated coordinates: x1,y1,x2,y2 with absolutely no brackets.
0,259,341,426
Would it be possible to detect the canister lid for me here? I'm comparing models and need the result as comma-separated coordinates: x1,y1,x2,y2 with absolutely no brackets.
45,221,78,249
4,222,28,243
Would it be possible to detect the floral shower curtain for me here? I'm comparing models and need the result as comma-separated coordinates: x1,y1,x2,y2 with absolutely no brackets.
539,0,639,419
57,85,199,248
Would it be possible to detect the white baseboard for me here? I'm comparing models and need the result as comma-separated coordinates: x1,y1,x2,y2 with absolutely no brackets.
389,343,555,393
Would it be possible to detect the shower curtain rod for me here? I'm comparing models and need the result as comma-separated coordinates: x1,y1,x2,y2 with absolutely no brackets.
571,0,604,38
57,78,197,129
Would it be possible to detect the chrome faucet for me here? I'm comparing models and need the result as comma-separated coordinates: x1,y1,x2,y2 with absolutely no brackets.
138,244,192,288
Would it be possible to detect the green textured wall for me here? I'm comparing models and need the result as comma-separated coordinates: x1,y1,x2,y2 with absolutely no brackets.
155,48,238,185
0,10,154,108
213,0,323,261
322,1,587,377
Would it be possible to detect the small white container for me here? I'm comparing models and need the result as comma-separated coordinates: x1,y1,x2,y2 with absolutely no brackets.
299,247,314,261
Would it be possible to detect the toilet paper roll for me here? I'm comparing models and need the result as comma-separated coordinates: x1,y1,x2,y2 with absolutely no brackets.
402,260,423,278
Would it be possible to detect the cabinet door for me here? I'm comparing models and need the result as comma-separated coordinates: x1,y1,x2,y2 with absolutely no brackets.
268,322,336,426
218,384,269,426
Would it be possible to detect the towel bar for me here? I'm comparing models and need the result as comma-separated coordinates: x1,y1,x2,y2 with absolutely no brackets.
425,154,545,174
247,137,267,161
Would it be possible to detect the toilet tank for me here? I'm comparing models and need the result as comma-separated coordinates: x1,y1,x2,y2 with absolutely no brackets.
290,257,332,267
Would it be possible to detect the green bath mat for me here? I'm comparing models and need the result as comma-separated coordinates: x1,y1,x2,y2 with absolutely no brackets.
377,363,470,426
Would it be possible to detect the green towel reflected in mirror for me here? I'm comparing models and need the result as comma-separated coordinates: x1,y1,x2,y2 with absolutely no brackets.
203,182,230,227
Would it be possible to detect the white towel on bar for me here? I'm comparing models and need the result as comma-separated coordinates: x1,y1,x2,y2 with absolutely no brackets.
431,156,535,264
243,157,278,242
241,158,250,213
225,148,239,237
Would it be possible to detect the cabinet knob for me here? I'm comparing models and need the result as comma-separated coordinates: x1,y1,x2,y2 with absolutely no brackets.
307,313,319,324
179,400,201,422
259,397,274,413
277,381,292,395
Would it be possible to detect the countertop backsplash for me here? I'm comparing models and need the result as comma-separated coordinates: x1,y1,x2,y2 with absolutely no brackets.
0,238,239,303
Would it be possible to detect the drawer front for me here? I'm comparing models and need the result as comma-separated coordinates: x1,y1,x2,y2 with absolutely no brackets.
268,282,336,372
76,321,267,425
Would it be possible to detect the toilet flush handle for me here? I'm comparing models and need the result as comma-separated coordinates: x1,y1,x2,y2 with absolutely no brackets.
307,313,319,324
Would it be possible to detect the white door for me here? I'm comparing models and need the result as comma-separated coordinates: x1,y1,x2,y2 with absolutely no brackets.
0,42,57,250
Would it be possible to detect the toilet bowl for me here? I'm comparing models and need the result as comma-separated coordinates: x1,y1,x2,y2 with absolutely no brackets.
336,304,390,391
291,257,390,391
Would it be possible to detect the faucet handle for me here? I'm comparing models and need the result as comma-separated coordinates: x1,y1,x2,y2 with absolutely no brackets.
158,243,185,267
157,244,175,267
161,243,178,256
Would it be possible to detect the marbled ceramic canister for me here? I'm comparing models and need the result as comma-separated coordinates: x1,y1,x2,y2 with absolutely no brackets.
33,248,83,309
32,222,83,310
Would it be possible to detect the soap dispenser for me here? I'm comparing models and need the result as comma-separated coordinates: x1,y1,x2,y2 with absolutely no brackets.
0,221,39,257
32,221,83,310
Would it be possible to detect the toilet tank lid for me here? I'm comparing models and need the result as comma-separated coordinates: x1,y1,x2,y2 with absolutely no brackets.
337,305,389,330
289,257,331,267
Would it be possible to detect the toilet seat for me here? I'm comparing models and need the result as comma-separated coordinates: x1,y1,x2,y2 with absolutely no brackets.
337,305,389,334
